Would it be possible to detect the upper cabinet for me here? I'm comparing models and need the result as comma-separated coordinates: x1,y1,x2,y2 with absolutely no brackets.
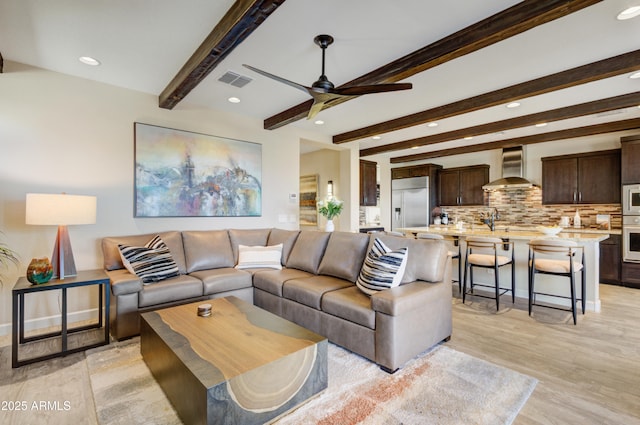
359,160,378,206
439,165,489,206
542,149,621,205
621,135,640,185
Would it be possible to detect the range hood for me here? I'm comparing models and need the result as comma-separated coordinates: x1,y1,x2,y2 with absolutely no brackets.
482,146,534,191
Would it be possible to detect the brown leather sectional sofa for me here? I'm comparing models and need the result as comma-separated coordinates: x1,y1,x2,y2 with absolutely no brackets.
102,228,452,371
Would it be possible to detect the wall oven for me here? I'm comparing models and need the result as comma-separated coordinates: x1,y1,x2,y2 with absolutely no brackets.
623,215,640,263
623,184,640,216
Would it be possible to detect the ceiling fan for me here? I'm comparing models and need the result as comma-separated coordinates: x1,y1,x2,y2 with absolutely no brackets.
243,34,412,120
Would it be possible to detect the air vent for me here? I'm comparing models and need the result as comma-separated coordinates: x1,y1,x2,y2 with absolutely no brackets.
218,71,252,88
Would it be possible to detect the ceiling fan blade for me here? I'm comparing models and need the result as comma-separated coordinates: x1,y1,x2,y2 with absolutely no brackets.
307,100,327,120
333,82,413,96
242,64,311,95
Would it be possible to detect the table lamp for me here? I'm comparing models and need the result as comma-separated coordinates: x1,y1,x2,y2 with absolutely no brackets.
26,193,97,279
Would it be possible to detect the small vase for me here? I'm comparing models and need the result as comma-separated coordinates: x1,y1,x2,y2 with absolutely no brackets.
325,219,335,232
26,257,54,284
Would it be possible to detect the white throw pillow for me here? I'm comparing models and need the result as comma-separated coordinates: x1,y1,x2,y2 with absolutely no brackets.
118,235,180,284
356,238,408,295
235,244,283,270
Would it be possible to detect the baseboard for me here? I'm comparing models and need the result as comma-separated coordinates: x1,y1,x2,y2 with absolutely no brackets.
0,308,100,337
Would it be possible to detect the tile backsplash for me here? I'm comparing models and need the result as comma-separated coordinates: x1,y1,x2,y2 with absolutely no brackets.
440,187,622,229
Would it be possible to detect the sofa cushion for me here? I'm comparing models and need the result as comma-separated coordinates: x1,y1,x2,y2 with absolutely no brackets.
189,268,253,295
228,229,271,263
371,234,448,283
102,231,186,273
267,228,300,265
235,244,283,270
322,286,376,329
282,275,353,310
252,268,315,297
182,230,234,273
356,238,408,295
318,232,369,282
286,231,330,274
117,235,181,284
138,274,203,308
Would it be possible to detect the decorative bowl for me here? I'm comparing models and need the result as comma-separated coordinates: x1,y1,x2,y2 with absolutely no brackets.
536,226,563,236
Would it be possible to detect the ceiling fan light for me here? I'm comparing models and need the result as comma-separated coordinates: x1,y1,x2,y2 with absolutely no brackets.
617,6,640,20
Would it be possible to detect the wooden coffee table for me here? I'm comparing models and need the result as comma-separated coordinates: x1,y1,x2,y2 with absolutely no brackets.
140,296,327,425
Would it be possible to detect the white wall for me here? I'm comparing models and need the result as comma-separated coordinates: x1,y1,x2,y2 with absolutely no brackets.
0,61,327,334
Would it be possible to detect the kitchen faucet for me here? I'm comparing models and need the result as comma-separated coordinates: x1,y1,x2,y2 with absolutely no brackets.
480,208,500,231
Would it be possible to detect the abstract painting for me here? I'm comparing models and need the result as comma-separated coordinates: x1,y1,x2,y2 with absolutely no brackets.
299,174,318,226
134,123,262,217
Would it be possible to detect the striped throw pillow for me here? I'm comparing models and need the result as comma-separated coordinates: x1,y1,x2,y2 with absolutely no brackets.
118,235,180,284
235,244,283,270
356,238,408,295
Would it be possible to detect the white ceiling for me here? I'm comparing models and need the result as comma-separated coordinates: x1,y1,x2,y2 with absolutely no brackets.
2,0,639,160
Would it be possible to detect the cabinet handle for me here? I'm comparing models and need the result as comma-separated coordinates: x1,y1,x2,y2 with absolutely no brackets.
579,192,582,202
573,191,577,202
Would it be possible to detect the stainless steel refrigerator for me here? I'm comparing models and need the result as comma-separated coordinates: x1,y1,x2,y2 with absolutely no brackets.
391,176,429,231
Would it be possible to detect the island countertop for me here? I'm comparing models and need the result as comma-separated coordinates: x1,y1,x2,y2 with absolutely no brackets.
398,225,612,242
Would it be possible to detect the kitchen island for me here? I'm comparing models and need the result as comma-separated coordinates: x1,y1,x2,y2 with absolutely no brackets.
399,225,611,313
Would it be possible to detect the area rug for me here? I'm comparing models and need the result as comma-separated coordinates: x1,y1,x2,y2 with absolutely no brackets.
86,338,537,425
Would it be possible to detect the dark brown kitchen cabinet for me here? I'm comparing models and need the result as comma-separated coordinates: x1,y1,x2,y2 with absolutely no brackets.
439,165,489,206
621,134,640,184
600,234,621,285
360,160,377,206
542,149,620,205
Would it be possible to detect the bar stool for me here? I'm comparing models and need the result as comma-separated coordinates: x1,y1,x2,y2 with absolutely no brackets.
463,236,515,310
416,233,462,291
528,238,585,325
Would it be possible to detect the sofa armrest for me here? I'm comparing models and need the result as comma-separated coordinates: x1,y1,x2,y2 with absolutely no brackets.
370,280,445,316
106,269,143,296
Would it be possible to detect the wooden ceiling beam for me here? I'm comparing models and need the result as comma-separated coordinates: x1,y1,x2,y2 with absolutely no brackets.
263,0,601,130
159,0,286,110
390,118,640,163
360,91,640,157
335,49,640,144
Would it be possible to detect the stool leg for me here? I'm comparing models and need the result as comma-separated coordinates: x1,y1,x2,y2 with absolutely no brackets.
494,263,500,311
511,260,515,303
570,273,577,325
581,264,586,315
529,268,534,316
457,255,462,293
462,261,468,304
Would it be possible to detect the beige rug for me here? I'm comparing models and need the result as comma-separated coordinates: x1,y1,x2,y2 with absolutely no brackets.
86,338,536,425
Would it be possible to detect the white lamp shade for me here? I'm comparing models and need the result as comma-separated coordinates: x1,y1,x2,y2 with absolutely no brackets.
26,193,97,225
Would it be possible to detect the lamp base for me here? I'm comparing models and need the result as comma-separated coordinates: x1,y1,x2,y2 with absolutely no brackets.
51,225,77,280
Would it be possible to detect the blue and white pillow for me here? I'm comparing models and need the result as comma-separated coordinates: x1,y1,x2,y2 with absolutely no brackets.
356,238,408,295
118,235,180,284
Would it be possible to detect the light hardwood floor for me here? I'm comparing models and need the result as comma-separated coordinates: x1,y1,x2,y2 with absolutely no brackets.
448,283,640,425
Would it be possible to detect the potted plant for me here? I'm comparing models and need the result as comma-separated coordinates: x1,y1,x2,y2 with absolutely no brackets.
0,234,19,286
317,197,344,232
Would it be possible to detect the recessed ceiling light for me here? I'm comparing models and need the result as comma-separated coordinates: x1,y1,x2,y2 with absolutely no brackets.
314,120,324,125
228,97,240,103
535,122,548,127
617,6,640,20
464,136,473,140
427,122,438,127
78,56,100,66
372,135,381,140
506,102,521,108
630,71,640,79
411,146,419,149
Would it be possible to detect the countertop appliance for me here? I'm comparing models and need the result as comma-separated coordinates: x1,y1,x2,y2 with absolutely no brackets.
622,184,640,262
391,176,429,232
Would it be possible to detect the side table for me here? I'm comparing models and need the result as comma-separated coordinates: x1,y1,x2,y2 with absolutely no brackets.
12,269,110,368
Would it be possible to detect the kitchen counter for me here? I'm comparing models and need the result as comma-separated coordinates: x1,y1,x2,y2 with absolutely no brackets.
398,225,609,314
